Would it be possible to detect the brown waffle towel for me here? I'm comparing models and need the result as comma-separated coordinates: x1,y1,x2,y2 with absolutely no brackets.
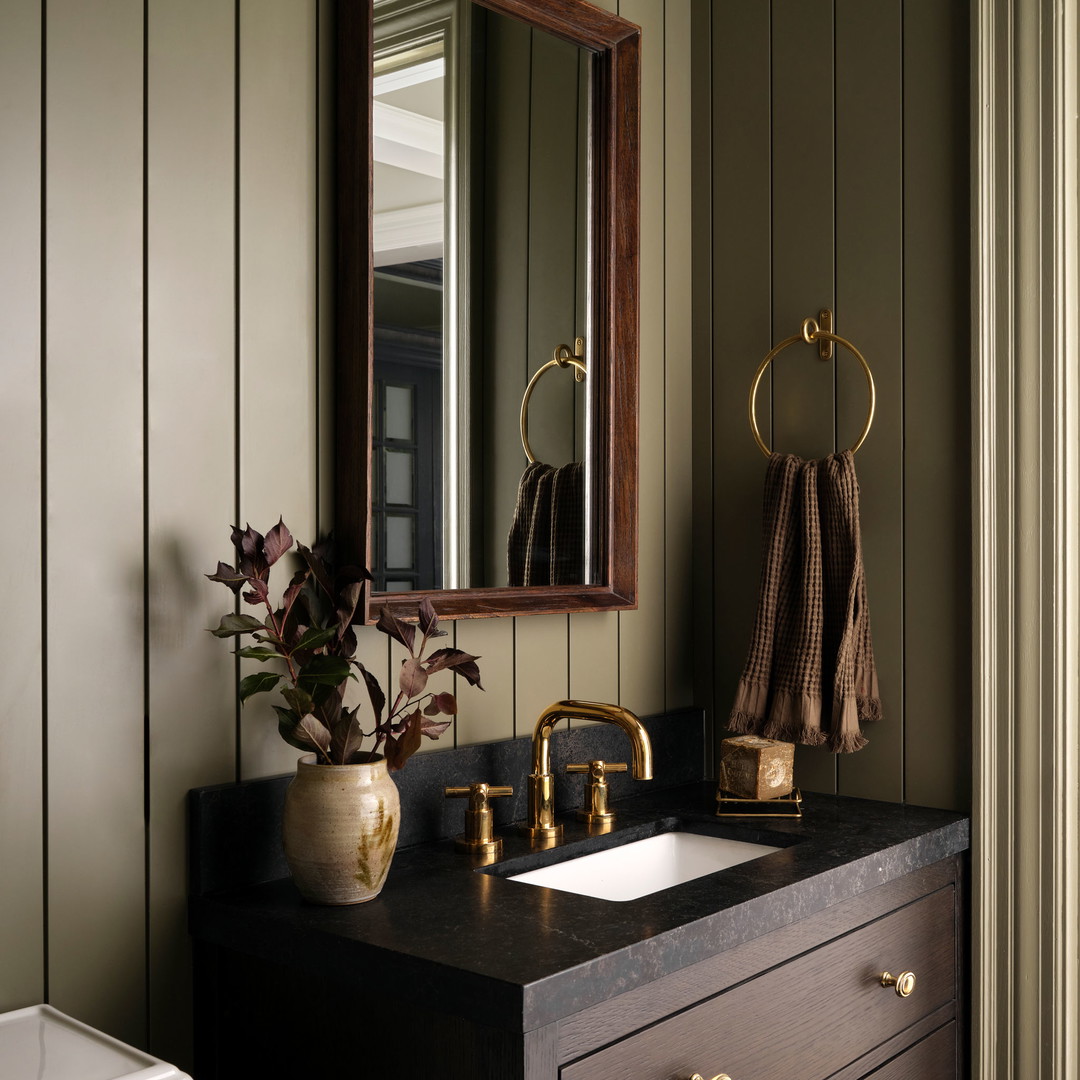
507,461,584,586
729,450,880,753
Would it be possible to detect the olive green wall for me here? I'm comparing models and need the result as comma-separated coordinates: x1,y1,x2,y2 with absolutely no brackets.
696,0,971,809
0,0,696,1069
478,8,589,585
0,0,969,1073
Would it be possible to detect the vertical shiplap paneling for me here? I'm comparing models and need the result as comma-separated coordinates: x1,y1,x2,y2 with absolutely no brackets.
238,0,319,779
482,9,530,589
45,0,146,1043
834,0,903,802
689,0,714,750
471,7,527,740
567,0,619,719
902,0,971,811
664,0,695,710
771,0,837,794
510,25,577,719
618,0,666,718
0,0,43,1013
455,618,516,744
146,0,236,1065
525,28,582,469
515,614,570,735
317,0,333,536
710,0,772,770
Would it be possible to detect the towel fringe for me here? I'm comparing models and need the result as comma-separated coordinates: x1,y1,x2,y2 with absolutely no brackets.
827,729,869,753
857,695,882,723
727,710,760,735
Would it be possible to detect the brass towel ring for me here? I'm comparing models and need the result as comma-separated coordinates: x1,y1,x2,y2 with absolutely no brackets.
520,341,587,463
747,316,876,457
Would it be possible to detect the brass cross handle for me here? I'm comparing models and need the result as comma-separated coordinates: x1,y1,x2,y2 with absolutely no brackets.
880,969,917,997
445,783,513,856
566,760,627,824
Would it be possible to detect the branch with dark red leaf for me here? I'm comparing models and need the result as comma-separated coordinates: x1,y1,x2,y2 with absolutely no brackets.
208,521,481,769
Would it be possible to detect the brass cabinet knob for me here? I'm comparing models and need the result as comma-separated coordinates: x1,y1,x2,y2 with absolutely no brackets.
880,969,917,997
445,783,513,856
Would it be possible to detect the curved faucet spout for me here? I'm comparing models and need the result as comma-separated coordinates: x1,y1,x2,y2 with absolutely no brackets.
531,700,653,779
524,700,653,840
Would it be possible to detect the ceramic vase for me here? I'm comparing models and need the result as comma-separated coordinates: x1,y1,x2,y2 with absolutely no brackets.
282,754,400,905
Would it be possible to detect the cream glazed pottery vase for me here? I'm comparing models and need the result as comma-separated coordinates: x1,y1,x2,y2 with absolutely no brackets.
282,754,400,905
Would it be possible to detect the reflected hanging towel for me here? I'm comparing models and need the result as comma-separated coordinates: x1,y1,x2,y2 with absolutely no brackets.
507,461,585,586
508,462,551,586
728,450,880,753
547,461,584,585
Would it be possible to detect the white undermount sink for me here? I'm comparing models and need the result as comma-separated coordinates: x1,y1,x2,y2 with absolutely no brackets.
507,831,782,902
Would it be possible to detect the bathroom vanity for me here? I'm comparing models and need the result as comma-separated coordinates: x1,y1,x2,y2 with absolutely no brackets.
189,728,968,1080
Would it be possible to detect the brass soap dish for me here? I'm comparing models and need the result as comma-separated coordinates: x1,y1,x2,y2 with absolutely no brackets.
715,787,804,819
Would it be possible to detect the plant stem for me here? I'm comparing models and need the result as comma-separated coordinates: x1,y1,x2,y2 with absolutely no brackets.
262,596,299,685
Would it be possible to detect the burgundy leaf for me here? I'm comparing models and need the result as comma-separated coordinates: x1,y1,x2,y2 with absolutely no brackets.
209,612,266,638
297,543,335,600
237,524,263,560
206,561,246,594
294,713,332,761
282,686,315,719
356,662,385,724
418,597,438,638
376,609,415,654
423,699,440,716
263,518,293,566
385,709,422,771
419,715,452,741
453,660,484,690
399,657,428,698
433,691,457,715
336,580,363,635
423,648,480,675
242,577,270,606
330,705,366,766
339,624,358,660
338,563,373,585
382,733,403,771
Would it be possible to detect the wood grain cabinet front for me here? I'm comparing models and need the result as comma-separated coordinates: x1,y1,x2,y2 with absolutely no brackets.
557,860,963,1080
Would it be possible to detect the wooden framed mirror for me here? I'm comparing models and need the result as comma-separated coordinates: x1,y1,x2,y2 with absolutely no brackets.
335,0,639,621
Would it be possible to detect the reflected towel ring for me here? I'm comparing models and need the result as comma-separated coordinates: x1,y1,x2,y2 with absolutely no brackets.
748,316,876,457
520,341,587,463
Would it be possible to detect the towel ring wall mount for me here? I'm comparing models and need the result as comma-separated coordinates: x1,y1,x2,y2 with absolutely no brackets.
520,338,587,463
747,312,876,457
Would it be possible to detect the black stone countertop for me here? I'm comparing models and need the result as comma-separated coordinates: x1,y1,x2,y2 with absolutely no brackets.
190,782,969,1033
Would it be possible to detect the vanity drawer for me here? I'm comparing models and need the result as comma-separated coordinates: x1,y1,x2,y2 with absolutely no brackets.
859,1021,956,1079
560,885,956,1080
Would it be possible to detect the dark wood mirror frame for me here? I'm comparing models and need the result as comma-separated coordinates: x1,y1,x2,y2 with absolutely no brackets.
335,0,639,622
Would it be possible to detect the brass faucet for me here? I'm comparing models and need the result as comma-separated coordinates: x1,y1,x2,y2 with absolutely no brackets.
523,700,653,840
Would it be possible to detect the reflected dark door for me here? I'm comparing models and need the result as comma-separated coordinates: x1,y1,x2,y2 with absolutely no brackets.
372,329,442,592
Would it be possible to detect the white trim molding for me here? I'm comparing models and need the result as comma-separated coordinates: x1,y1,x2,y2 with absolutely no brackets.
973,1,1080,1077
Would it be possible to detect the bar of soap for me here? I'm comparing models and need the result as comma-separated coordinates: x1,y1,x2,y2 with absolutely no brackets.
719,736,795,800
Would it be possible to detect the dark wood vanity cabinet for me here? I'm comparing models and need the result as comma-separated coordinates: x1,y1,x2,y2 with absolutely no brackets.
196,854,964,1080
556,857,962,1080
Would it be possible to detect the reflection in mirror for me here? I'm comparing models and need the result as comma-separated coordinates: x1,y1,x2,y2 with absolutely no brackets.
336,0,640,620
371,0,593,593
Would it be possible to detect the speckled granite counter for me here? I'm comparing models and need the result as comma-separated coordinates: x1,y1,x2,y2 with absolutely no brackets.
189,778,968,1034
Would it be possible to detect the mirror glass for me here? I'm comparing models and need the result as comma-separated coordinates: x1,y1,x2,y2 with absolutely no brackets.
336,0,639,621
371,0,596,594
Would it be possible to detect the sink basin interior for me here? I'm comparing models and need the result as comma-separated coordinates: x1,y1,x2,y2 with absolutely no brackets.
506,830,783,902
